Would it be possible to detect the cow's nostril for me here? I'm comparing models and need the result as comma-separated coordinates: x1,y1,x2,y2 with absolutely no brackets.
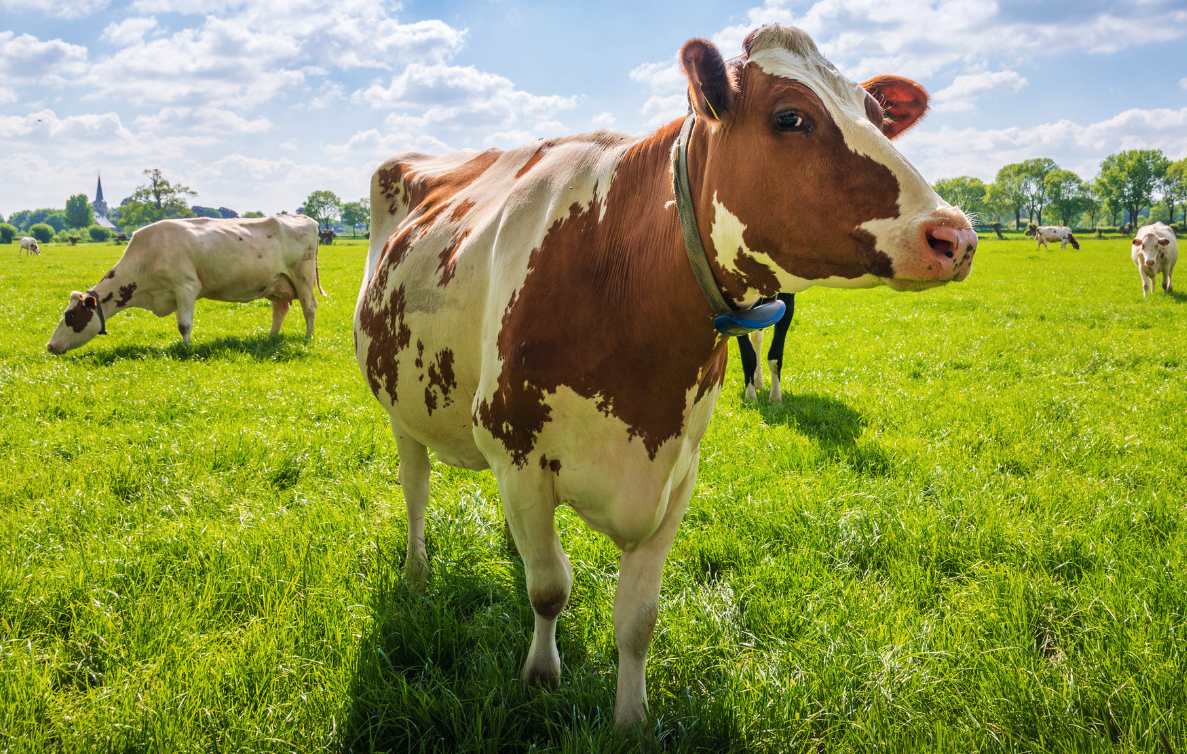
927,231,957,257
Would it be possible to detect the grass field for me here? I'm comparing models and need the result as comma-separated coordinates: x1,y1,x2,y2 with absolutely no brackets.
1,233,1184,753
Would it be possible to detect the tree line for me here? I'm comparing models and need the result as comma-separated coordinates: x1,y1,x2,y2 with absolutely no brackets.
934,148,1187,232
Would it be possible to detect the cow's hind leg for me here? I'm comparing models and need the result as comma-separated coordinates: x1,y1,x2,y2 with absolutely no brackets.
499,471,571,688
291,271,319,338
613,459,696,727
395,431,431,585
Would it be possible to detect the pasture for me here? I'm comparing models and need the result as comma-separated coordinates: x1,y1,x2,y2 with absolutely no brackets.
1,234,1184,753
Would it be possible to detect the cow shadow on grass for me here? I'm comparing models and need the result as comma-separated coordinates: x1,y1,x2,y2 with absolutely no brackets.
339,537,754,752
747,391,894,476
78,333,312,366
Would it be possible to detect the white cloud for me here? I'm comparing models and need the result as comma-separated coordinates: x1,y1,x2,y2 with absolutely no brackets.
933,70,1028,112
355,63,580,132
592,112,616,126
324,129,453,158
0,109,133,141
0,87,15,105
100,17,159,44
0,32,89,84
134,107,272,134
0,0,108,19
1180,76,1187,90
898,106,1187,182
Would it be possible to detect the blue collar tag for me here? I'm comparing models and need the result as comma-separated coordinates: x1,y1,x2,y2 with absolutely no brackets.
713,299,787,336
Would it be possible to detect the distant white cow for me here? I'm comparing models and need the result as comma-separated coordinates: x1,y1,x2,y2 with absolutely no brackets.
1130,222,1177,298
47,215,324,354
20,237,40,256
1035,226,1079,250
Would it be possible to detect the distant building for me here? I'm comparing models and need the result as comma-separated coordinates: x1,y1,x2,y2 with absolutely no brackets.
92,175,118,230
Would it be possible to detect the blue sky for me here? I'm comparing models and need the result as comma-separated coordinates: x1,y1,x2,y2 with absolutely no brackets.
2,0,1185,216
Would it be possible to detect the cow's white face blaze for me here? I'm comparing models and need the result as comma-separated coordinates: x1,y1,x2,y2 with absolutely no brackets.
47,291,104,354
681,26,976,304
1133,234,1167,268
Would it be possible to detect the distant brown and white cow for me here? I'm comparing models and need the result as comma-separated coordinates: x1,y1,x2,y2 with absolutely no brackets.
353,25,977,727
1035,225,1079,250
20,236,40,256
1131,222,1177,297
47,215,323,354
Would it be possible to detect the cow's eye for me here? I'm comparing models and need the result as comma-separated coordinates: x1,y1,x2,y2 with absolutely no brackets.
774,110,811,133
65,311,75,324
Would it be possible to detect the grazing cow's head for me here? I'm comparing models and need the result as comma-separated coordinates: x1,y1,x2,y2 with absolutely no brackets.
47,291,106,354
680,25,976,298
1132,233,1168,271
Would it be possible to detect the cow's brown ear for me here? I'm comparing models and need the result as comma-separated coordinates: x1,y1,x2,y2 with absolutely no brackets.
1132,238,1141,245
681,39,734,124
83,294,98,309
861,75,929,139
1159,238,1170,246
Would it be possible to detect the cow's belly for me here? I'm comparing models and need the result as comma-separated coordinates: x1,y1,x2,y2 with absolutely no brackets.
476,383,720,550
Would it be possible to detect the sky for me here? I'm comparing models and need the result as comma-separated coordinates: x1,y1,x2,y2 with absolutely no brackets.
2,0,1186,217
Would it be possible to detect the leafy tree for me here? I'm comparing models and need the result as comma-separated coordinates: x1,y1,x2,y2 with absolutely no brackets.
243,211,265,218
65,194,95,229
1163,158,1187,225
29,223,55,243
302,190,341,231
933,177,986,217
119,169,197,230
1018,157,1058,226
1043,169,1087,227
1080,182,1102,229
991,164,1028,229
1097,149,1170,227
340,200,370,236
0,223,17,244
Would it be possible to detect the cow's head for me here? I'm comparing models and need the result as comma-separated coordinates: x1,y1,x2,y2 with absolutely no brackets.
1132,233,1168,271
47,291,106,354
679,25,976,300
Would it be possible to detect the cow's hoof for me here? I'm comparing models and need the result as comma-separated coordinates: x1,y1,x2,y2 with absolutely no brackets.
522,666,561,690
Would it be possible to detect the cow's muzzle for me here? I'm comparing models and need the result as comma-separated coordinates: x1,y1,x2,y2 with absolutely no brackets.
923,224,978,282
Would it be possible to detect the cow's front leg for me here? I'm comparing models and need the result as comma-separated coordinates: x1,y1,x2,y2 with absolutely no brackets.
175,291,198,344
270,299,291,335
500,472,572,688
1162,268,1173,294
612,460,696,728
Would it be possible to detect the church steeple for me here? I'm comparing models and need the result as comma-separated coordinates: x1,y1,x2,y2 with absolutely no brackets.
92,173,109,219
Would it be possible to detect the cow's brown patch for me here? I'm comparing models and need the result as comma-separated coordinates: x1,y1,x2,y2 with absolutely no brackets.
357,271,412,403
478,121,723,465
424,348,457,416
116,283,137,308
436,228,471,287
65,302,93,333
105,269,116,280
101,292,113,304
515,141,552,179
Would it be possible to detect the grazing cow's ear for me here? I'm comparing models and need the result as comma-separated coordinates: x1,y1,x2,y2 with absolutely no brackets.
680,39,735,125
1159,238,1170,246
82,294,98,309
1132,238,1141,246
861,76,930,139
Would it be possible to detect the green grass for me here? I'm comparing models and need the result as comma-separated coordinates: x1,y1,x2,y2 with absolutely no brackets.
1,235,1184,753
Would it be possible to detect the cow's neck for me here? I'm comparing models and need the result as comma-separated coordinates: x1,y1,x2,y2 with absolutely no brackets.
89,256,150,318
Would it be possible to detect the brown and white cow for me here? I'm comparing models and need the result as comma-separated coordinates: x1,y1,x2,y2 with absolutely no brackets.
1131,221,1177,297
1035,225,1079,250
47,215,323,354
20,236,41,256
353,25,977,727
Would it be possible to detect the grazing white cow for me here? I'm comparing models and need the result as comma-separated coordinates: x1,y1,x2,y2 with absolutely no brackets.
47,215,323,354
20,237,40,256
1035,225,1079,250
354,25,977,727
1131,222,1177,297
